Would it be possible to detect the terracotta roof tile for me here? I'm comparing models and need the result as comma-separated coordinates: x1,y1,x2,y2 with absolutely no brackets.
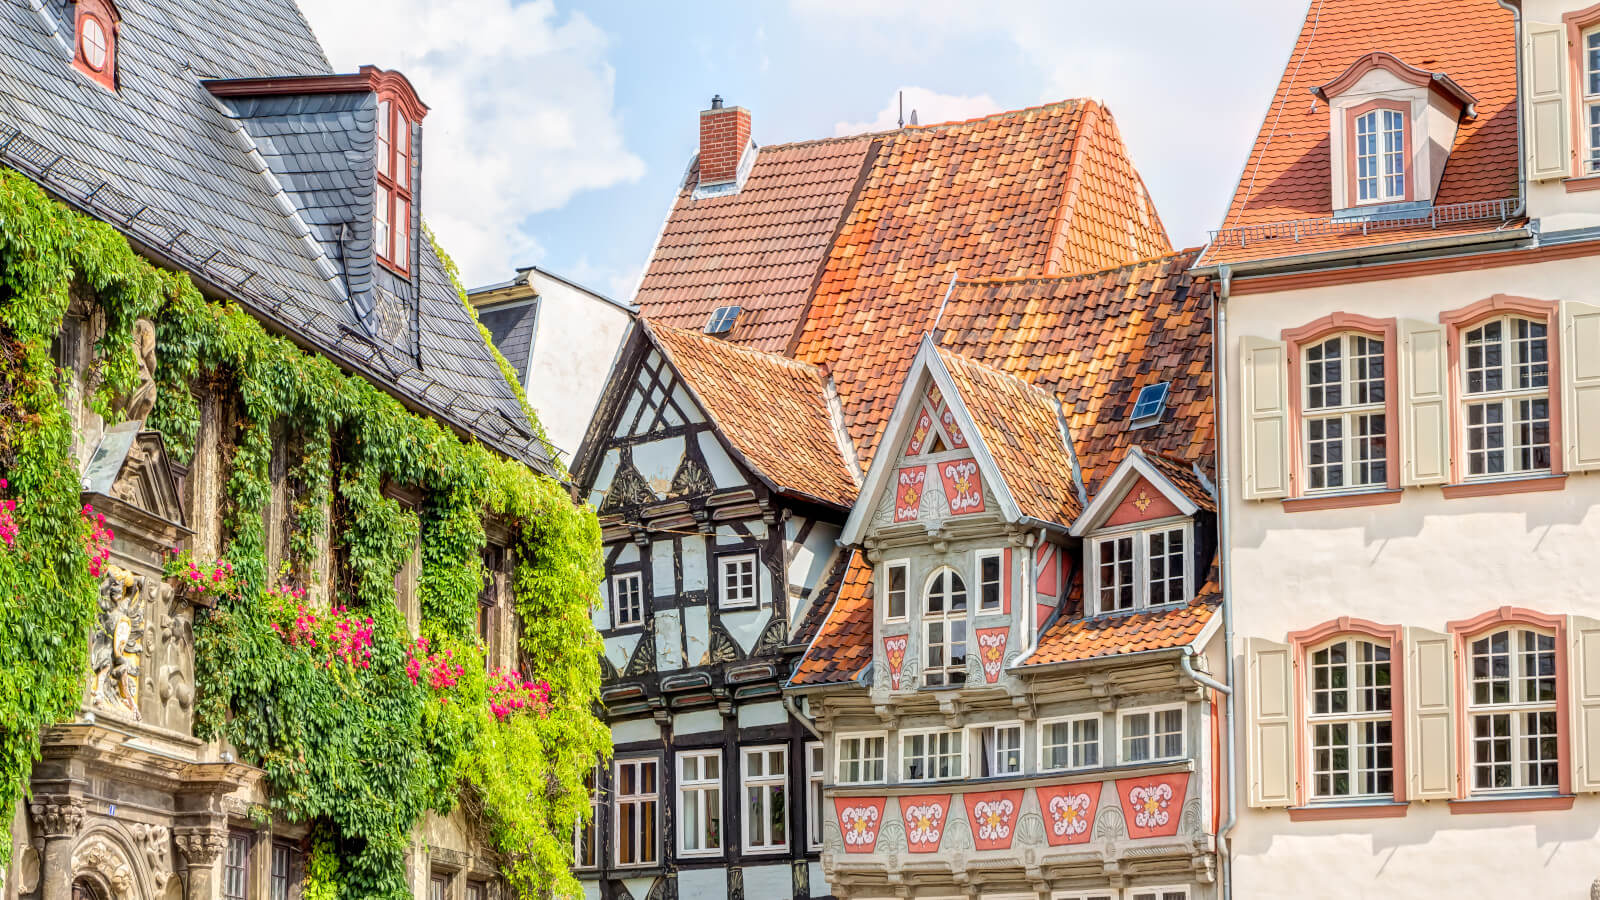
1146,450,1216,513
1023,569,1221,666
1200,0,1518,266
790,550,873,686
936,347,1080,526
649,322,858,508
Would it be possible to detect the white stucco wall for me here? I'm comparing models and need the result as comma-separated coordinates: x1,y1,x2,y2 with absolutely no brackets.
1224,251,1600,898
519,270,632,461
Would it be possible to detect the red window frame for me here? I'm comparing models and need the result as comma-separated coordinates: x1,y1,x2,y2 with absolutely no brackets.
1344,99,1413,206
72,0,119,92
375,98,412,275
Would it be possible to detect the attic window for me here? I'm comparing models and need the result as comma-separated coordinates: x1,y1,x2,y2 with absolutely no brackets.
1130,382,1169,427
705,305,740,335
1351,103,1408,204
375,99,413,274
72,0,119,91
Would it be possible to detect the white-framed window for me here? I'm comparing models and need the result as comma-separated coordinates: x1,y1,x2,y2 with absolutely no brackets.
835,732,887,785
1353,106,1406,203
1119,706,1185,764
1050,893,1117,900
1460,316,1551,478
1301,332,1387,492
612,572,644,628
1584,27,1600,175
1467,628,1559,793
902,729,964,781
882,559,909,622
613,758,658,867
741,746,788,853
971,722,1023,777
573,765,600,869
676,750,722,857
1126,887,1190,900
1089,522,1191,614
718,553,758,609
1040,714,1101,772
976,550,1004,613
923,567,968,686
806,742,825,851
1306,637,1394,799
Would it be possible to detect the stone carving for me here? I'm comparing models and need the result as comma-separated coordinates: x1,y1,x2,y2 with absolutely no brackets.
174,828,226,866
726,867,743,900
73,836,135,899
154,580,195,731
669,456,714,498
118,318,158,421
91,565,146,719
623,617,657,676
29,796,85,840
131,823,174,891
707,624,741,664
752,615,788,657
600,461,656,513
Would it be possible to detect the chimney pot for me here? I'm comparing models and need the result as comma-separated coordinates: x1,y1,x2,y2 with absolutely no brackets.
710,94,723,109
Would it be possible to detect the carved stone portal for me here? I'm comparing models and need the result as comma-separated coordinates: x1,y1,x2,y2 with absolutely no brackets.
71,837,135,900
90,566,146,719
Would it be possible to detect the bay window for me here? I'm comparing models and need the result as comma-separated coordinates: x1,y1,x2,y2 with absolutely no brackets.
902,729,963,781
1041,714,1100,772
614,758,658,867
375,98,412,273
1302,333,1387,492
1089,522,1190,614
1307,637,1394,799
1461,316,1549,478
923,568,968,686
835,733,886,784
1119,706,1184,764
676,750,721,857
1467,628,1559,793
741,746,787,852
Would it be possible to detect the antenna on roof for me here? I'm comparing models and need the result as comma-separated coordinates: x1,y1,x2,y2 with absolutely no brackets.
897,90,904,128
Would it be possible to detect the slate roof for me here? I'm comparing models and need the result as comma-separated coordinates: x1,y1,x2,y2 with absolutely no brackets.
633,135,877,353
936,250,1213,496
478,302,539,386
935,347,1080,527
647,321,857,509
792,100,1172,468
790,550,873,687
1199,0,1520,267
0,0,554,475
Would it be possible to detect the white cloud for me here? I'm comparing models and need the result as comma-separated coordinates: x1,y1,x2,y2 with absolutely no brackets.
296,0,645,285
833,87,1001,136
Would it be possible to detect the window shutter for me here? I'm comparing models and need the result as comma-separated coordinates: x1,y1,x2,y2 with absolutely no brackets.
1563,301,1600,471
1400,319,1450,486
1526,21,1571,181
1241,336,1289,500
1570,616,1600,793
1246,636,1295,807
1406,626,1456,801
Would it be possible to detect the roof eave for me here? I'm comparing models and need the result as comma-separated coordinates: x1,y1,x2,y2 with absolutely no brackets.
1194,225,1532,280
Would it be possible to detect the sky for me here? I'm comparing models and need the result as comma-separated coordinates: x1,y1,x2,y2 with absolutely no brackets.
296,0,1310,298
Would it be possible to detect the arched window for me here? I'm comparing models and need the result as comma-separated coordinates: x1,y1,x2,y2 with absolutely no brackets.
1460,315,1550,478
922,568,967,687
1465,626,1559,792
1307,636,1394,799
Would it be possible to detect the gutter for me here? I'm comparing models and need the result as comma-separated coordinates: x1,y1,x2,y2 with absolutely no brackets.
1212,264,1239,900
1192,224,1530,281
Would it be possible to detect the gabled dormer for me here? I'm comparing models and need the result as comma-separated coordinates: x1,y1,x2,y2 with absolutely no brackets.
1314,51,1477,215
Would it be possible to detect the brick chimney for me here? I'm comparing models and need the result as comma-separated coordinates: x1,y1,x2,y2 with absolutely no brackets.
698,94,751,188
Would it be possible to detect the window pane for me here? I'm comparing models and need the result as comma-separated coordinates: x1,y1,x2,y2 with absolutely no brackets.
979,553,1002,610
887,564,906,618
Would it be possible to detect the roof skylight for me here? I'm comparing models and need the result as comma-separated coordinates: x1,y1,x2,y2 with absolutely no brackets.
1130,381,1169,426
705,305,740,335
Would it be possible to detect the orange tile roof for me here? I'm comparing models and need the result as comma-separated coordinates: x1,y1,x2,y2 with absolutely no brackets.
1146,450,1216,513
633,136,876,352
1023,569,1221,667
936,251,1213,496
790,550,874,687
648,322,858,508
791,100,1172,467
1200,0,1518,266
935,347,1081,526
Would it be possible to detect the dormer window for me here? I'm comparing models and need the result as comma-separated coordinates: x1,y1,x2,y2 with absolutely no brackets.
72,0,119,91
375,99,412,274
1351,103,1408,204
1087,521,1191,615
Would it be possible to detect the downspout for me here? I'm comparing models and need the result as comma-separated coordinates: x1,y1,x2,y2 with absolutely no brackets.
783,694,822,739
1497,0,1529,230
1212,265,1239,900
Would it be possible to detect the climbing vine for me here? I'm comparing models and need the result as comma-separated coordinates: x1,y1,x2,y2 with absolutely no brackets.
0,167,608,898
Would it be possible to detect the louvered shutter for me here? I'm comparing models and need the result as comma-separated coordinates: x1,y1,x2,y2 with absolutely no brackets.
1400,319,1450,486
1563,301,1600,471
1246,637,1295,807
1241,336,1290,500
1406,627,1457,801
1570,616,1600,793
1526,21,1572,181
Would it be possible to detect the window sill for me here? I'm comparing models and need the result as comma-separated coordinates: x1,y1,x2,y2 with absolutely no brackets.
1564,175,1600,193
1448,794,1573,814
1282,489,1402,513
1287,801,1407,822
1440,474,1566,500
740,846,790,856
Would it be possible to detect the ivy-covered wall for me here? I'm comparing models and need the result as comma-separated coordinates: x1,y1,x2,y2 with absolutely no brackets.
0,167,609,899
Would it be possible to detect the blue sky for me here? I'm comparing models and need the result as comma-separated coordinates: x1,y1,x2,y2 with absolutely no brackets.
298,0,1309,297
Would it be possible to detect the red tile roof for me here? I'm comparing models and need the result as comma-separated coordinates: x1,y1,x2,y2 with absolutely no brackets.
1200,0,1518,266
1023,591,1220,667
1147,450,1217,513
936,251,1213,496
648,322,858,508
633,136,876,352
936,347,1081,526
791,100,1172,467
790,550,874,686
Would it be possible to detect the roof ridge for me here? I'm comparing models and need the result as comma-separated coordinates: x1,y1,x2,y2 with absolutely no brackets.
762,97,1090,151
935,344,1058,406
646,319,829,380
954,248,1200,288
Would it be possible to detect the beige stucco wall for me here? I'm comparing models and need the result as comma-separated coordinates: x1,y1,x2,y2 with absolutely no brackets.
522,271,632,461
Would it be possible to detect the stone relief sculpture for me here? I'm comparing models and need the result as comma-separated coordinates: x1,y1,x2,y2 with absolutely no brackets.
118,319,158,422
71,837,134,900
130,823,174,893
90,565,145,719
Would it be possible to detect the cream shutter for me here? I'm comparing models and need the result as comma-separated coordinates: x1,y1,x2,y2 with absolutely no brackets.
1406,627,1457,801
1562,301,1600,471
1570,616,1600,793
1400,319,1450,486
1526,21,1571,181
1246,636,1295,807
1241,336,1289,500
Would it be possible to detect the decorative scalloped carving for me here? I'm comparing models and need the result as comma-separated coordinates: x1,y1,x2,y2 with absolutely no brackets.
72,836,135,899
1095,802,1127,842
1016,811,1045,844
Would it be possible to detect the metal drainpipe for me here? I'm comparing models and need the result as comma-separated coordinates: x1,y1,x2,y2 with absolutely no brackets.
1497,0,1529,226
784,693,822,739
1212,265,1239,900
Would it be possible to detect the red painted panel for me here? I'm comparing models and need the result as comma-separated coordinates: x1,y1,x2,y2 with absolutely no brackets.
899,794,952,853
1037,782,1102,846
940,406,968,448
927,384,943,410
1103,475,1183,527
1115,772,1190,839
1035,544,1059,598
835,797,887,853
937,457,985,514
975,626,1008,683
894,466,927,523
1035,602,1053,630
882,634,908,690
906,407,934,456
962,789,1026,851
